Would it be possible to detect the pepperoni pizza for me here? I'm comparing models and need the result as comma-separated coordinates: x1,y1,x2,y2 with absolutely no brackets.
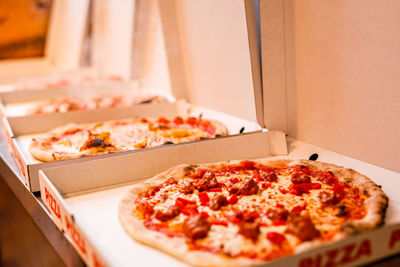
119,159,387,266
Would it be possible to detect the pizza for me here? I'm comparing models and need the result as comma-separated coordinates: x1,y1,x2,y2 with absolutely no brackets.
27,95,167,115
119,159,388,266
29,116,227,162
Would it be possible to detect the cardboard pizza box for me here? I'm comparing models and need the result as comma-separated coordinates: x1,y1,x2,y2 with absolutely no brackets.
0,81,170,118
6,101,182,191
6,98,267,192
38,138,400,267
1,1,286,193
32,1,400,266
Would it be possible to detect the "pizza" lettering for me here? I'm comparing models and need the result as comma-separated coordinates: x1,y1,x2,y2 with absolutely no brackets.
298,239,372,267
65,216,87,255
44,187,61,219
15,152,26,178
389,229,400,249
91,252,104,267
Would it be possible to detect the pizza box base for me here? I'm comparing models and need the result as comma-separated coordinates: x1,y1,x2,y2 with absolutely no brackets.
39,138,400,267
9,100,264,192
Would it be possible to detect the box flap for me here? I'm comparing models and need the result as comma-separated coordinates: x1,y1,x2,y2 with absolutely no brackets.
159,1,258,123
158,1,287,132
258,0,288,132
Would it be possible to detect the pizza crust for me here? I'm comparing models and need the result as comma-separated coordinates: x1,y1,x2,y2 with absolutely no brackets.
29,123,86,162
289,160,388,234
118,159,388,266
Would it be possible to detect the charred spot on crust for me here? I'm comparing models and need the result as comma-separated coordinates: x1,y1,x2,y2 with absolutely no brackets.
239,127,245,134
139,97,155,104
344,177,353,183
362,189,369,196
88,138,110,148
149,123,170,131
215,134,221,137
80,132,113,151
183,165,198,174
163,141,174,145
337,205,348,217
139,99,153,104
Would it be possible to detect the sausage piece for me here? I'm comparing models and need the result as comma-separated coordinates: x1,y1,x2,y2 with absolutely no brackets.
291,173,311,184
209,194,228,210
196,172,219,191
136,201,154,218
238,220,260,242
154,206,180,222
266,208,288,222
183,214,211,240
239,178,259,196
318,191,338,205
180,181,195,194
229,184,240,195
262,172,278,183
286,214,320,241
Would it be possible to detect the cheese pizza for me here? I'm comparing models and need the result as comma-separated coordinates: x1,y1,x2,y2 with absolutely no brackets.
29,117,228,162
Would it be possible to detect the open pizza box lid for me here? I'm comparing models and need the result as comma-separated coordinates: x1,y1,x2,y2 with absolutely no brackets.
2,1,292,192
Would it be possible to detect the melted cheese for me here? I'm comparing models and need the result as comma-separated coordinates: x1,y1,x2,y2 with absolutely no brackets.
47,118,217,156
136,165,367,261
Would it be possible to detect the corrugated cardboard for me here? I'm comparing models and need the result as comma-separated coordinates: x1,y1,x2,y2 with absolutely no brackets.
260,0,400,173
